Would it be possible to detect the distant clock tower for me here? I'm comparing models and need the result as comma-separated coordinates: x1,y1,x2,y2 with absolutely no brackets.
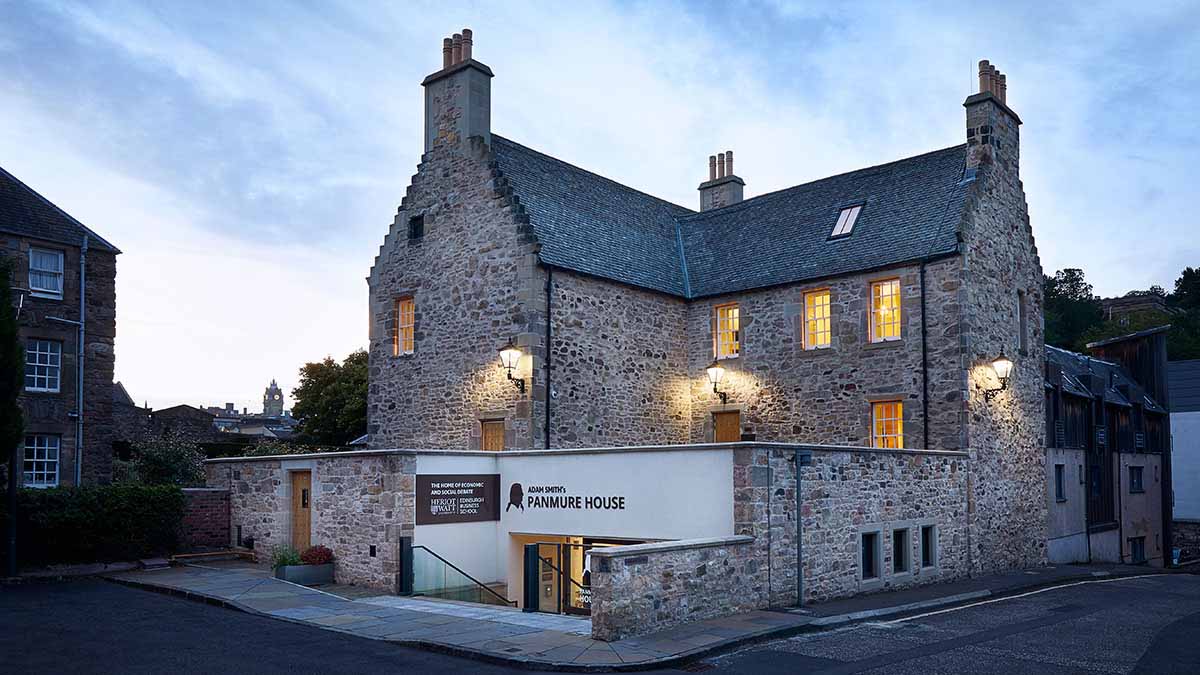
263,379,284,417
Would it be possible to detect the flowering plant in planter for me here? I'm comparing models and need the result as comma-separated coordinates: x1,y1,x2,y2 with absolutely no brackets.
300,545,334,566
272,544,335,585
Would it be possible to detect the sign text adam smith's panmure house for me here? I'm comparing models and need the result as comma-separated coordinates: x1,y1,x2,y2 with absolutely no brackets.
368,33,1046,572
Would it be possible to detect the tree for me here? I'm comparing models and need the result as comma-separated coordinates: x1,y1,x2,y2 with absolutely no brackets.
1043,268,1104,351
291,350,368,446
113,435,206,486
1,259,25,576
1173,267,1200,312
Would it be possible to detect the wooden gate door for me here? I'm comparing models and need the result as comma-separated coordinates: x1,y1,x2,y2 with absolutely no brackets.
714,411,741,443
291,471,312,551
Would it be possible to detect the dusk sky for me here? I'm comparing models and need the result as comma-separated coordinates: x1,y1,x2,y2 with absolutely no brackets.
1,1,1196,411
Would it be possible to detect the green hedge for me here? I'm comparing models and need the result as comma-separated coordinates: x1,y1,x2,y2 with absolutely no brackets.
0,484,186,568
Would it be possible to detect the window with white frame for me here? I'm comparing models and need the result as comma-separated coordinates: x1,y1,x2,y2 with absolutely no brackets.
803,290,831,349
29,247,64,299
871,400,904,449
831,205,862,238
713,303,740,359
25,339,62,392
23,434,60,487
870,279,902,342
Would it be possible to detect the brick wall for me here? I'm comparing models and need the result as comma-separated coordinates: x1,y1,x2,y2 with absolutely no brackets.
181,488,230,551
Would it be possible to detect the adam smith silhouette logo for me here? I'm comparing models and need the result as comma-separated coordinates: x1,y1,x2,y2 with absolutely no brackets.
506,483,524,512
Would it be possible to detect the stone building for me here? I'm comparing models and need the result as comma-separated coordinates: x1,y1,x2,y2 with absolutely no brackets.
367,36,1045,573
1,164,119,486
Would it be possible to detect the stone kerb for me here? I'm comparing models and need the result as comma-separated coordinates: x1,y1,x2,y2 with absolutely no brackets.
588,535,760,642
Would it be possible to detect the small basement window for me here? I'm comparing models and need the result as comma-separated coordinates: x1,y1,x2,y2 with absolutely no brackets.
408,215,425,240
861,531,880,580
830,205,861,238
892,528,910,574
920,525,937,568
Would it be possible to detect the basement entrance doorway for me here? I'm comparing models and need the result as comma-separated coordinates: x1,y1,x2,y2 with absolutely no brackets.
522,538,641,615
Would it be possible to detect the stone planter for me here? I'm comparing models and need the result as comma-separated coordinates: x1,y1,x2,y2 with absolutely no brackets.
274,563,334,586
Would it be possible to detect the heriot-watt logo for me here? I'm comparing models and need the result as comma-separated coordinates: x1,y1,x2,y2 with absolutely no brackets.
506,483,525,512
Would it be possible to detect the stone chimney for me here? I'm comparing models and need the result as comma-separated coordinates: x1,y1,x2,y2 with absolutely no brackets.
964,59,1021,174
698,150,745,211
421,28,493,152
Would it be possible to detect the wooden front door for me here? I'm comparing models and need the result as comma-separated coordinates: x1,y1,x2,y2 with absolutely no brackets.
714,411,741,443
482,420,505,452
291,471,312,551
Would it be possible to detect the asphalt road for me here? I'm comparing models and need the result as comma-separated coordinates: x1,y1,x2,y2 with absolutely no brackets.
706,573,1200,674
4,574,1198,673
0,578,552,674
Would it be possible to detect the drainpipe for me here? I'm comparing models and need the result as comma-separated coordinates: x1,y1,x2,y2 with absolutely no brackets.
920,261,930,449
794,448,812,607
544,267,553,450
75,236,87,486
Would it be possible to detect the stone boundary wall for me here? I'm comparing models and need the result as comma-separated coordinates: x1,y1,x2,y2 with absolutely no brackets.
203,455,416,592
1175,520,1200,562
589,536,758,641
180,488,230,551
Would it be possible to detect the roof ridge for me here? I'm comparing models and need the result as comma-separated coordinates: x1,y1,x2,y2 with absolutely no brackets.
0,164,121,253
678,144,968,222
491,134,693,215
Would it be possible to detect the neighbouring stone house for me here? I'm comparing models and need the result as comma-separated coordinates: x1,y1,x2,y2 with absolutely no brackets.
367,35,1045,572
1,165,118,487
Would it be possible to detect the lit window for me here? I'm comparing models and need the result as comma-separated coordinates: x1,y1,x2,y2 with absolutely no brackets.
871,401,904,449
29,247,64,299
803,290,831,349
714,303,740,360
393,297,415,356
870,279,902,342
830,205,861,237
25,340,62,392
23,435,60,488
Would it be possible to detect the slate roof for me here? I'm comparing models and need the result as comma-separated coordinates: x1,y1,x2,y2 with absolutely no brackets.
491,136,969,298
1046,345,1168,414
492,135,691,296
0,165,119,253
1168,360,1200,413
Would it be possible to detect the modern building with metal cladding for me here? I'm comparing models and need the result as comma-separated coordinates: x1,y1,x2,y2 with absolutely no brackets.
199,31,1165,640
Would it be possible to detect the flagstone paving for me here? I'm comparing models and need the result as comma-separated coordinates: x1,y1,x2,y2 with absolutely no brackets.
109,564,810,668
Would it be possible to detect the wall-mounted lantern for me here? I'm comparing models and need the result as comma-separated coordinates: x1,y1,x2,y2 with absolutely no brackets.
499,341,526,394
706,360,729,405
984,352,1014,402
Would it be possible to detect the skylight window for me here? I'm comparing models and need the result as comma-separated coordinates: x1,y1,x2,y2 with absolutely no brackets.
830,205,862,238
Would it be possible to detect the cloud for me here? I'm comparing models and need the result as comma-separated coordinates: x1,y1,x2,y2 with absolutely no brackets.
0,1,1196,407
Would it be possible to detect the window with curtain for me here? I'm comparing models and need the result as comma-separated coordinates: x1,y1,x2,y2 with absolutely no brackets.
29,247,64,298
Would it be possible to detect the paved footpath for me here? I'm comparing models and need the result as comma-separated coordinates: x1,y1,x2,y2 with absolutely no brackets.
109,564,806,669
108,561,1164,671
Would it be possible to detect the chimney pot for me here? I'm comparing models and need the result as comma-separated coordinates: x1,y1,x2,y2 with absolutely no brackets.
988,64,998,96
708,155,717,181
451,33,463,63
717,152,726,178
978,60,991,93
725,150,733,176
461,28,473,61
997,72,1007,104
443,37,453,69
